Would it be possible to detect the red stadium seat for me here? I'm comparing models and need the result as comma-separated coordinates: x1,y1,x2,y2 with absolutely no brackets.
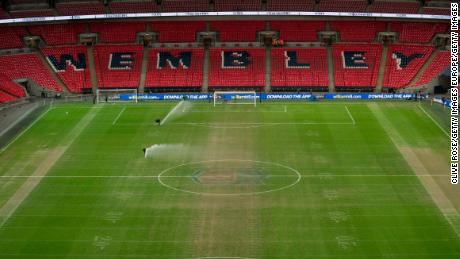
214,0,261,11
208,48,265,88
271,48,328,88
56,2,105,16
421,7,450,15
90,22,146,43
211,21,265,42
0,91,18,103
332,43,382,88
9,9,55,18
0,53,62,92
267,0,315,11
318,0,368,12
28,23,86,46
270,21,324,42
162,0,209,12
0,26,26,49
0,7,9,19
391,22,448,43
331,21,386,42
369,0,420,14
0,74,26,98
93,45,143,88
42,46,92,93
413,51,450,86
383,44,433,88
152,21,205,43
109,1,158,13
144,49,203,88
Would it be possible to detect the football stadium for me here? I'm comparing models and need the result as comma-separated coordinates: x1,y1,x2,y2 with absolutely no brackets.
0,0,458,258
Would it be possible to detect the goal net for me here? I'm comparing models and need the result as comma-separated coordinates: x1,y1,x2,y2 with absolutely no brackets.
96,89,138,103
213,91,257,107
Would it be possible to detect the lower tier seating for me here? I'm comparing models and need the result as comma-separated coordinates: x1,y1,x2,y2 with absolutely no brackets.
145,49,203,88
318,0,368,12
56,2,105,16
383,44,433,88
331,21,386,42
93,45,143,88
28,23,86,46
90,22,146,43
271,48,328,88
214,0,261,11
0,91,17,103
332,44,382,87
413,50,450,86
152,21,205,43
109,1,158,13
390,22,448,43
9,9,56,18
162,0,209,12
211,21,265,42
0,53,62,92
270,21,324,42
42,46,92,93
0,74,26,98
369,0,420,14
267,0,315,11
0,26,26,49
208,48,265,88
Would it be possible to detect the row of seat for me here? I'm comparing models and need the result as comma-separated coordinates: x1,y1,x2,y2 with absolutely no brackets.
4,0,446,16
0,21,448,49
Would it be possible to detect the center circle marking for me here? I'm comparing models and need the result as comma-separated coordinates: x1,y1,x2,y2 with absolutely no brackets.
157,159,302,196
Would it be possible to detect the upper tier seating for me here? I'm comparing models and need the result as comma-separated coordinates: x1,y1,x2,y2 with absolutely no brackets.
162,0,209,12
332,43,382,88
267,0,315,11
208,48,265,88
271,48,328,88
109,1,158,13
0,53,62,92
0,26,26,49
369,0,420,14
390,22,448,43
0,91,17,103
56,2,105,15
211,21,265,42
90,22,145,43
383,44,433,88
318,0,368,12
9,9,55,18
421,7,450,15
28,23,86,46
214,0,262,11
42,46,92,93
413,51,450,86
152,21,205,42
0,7,9,19
0,74,26,98
270,21,324,42
93,45,143,88
331,21,386,42
9,0,48,4
144,49,204,88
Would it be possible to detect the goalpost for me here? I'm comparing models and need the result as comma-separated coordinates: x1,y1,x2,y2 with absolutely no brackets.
213,91,257,107
96,89,138,103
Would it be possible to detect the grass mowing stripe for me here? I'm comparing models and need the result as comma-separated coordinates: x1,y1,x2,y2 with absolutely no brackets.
0,106,52,154
418,103,449,137
112,106,126,125
0,106,100,229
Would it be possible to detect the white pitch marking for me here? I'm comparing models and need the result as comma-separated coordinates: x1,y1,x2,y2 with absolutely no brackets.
284,105,287,113
112,106,126,125
345,105,356,125
0,106,53,154
418,104,449,138
160,101,184,125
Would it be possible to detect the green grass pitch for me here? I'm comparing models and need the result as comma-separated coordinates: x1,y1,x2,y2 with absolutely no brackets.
0,101,459,258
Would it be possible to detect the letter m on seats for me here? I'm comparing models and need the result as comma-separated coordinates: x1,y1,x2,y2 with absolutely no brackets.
157,52,192,69
47,53,86,72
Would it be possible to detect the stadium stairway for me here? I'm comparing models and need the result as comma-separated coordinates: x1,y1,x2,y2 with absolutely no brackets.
375,43,389,93
201,44,210,92
36,51,69,94
326,45,335,93
407,48,439,87
265,46,271,92
86,46,98,93
138,47,149,93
